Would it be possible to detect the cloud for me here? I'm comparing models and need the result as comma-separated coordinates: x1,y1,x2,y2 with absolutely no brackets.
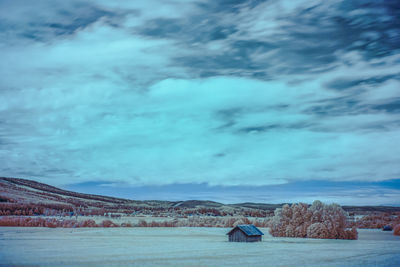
0,0,399,204
1,73,399,186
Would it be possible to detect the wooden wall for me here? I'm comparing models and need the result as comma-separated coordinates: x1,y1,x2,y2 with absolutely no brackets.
228,229,262,242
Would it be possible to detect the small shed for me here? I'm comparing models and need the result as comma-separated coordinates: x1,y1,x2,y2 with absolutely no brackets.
227,224,264,242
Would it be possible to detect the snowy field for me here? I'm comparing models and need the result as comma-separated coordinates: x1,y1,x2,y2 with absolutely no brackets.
0,228,399,266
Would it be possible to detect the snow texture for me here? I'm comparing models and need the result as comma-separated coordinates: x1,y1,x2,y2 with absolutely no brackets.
0,227,399,266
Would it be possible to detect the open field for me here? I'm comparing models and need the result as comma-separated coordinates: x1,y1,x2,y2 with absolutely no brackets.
0,228,399,266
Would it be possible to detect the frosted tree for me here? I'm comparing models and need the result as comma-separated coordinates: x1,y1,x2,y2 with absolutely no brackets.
394,224,400,236
269,200,358,240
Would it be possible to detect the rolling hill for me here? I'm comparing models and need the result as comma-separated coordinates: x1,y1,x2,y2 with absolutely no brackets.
1,177,399,217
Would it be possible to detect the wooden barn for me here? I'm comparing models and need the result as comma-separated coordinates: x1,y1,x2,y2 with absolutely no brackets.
227,224,264,242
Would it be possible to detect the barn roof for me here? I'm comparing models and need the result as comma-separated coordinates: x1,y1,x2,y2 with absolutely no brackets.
227,224,264,236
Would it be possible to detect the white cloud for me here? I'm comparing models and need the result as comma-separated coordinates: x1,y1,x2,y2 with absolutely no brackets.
0,0,399,190
1,73,400,185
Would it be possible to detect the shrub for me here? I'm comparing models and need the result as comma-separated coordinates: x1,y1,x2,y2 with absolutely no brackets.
101,219,119,227
307,223,329,239
80,219,97,227
45,219,57,228
137,219,148,227
394,224,400,236
0,216,116,228
269,200,358,240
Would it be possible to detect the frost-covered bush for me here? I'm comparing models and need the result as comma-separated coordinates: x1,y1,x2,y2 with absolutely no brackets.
232,217,251,227
137,219,148,227
79,219,97,227
100,220,119,227
269,200,358,240
394,224,400,236
307,223,328,239
356,213,400,229
0,216,86,228
0,215,270,228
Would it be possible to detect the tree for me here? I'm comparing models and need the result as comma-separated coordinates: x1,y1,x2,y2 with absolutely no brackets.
269,200,358,240
394,224,400,236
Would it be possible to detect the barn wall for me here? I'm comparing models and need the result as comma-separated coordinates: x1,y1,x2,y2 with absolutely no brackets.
229,229,247,242
245,235,262,242
228,229,262,242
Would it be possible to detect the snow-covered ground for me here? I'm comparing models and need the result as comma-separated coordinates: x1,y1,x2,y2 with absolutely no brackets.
0,228,399,266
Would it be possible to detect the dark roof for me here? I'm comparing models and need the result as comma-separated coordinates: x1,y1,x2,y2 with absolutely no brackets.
227,224,264,236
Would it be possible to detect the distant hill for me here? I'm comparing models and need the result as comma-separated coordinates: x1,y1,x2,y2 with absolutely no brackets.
1,177,399,215
0,177,135,204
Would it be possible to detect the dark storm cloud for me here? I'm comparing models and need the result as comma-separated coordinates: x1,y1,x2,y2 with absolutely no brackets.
237,125,280,133
304,96,365,117
138,18,183,39
236,122,317,134
325,74,400,91
373,98,400,113
0,0,126,43
305,94,400,119
133,0,400,78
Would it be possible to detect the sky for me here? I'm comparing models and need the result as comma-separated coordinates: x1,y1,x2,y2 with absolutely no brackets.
0,0,399,205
